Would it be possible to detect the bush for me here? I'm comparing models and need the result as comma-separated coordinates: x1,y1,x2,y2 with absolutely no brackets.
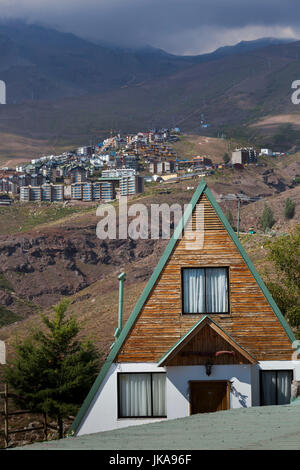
222,153,230,164
266,226,300,338
284,198,296,220
259,203,275,232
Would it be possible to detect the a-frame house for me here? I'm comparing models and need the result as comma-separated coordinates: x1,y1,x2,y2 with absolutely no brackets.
71,180,300,436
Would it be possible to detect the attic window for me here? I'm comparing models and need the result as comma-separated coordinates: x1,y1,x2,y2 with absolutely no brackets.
182,267,229,314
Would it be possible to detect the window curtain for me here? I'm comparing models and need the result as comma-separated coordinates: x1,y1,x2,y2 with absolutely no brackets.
261,371,277,405
261,371,292,405
206,268,228,313
183,268,205,313
277,371,292,405
152,373,166,416
119,373,166,417
119,374,152,417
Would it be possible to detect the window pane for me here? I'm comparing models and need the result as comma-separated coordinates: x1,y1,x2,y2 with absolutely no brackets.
277,371,292,405
183,268,205,313
152,374,166,416
206,268,228,313
119,374,152,417
261,371,277,405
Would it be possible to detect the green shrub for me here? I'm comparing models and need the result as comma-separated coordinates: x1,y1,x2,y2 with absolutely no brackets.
259,203,275,232
284,198,296,220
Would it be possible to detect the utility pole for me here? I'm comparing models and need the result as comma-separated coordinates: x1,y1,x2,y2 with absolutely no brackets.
237,198,241,239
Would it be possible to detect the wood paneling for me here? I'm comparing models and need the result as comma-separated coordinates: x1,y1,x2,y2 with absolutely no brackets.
164,322,254,366
190,381,229,414
116,194,294,363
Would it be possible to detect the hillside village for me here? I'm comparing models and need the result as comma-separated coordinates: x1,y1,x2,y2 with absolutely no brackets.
0,127,294,207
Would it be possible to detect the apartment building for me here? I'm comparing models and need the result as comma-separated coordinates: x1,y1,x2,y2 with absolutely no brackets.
20,184,64,202
71,182,116,202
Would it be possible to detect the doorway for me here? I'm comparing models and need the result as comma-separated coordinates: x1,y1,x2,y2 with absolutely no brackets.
189,381,230,414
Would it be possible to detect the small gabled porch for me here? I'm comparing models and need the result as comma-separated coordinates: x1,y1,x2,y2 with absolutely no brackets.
158,315,257,415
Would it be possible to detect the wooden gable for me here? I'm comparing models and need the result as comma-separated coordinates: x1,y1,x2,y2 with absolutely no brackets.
158,317,256,367
116,185,295,363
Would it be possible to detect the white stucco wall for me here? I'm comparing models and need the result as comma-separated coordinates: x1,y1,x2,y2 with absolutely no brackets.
259,361,300,380
166,364,252,419
78,359,300,436
76,360,300,436
77,362,254,436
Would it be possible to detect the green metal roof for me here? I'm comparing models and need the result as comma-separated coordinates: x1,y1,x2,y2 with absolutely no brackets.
17,405,300,450
69,178,296,435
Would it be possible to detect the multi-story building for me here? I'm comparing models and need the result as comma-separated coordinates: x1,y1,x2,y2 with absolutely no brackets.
67,166,88,183
102,169,136,178
71,182,116,202
149,159,176,175
20,184,64,202
192,156,213,168
20,186,31,201
120,175,144,196
232,148,257,165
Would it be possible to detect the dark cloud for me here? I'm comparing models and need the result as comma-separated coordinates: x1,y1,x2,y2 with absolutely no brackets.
0,0,298,54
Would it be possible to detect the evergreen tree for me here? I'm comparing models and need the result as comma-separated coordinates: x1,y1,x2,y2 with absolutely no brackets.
259,203,275,232
284,198,296,220
4,299,100,439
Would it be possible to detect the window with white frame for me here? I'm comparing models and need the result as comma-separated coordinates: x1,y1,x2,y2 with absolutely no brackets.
118,373,166,418
182,267,229,314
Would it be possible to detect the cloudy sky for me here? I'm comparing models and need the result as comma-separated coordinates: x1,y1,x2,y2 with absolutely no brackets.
0,0,299,54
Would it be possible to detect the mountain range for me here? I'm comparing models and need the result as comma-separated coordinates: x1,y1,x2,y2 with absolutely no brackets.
0,22,295,103
0,21,300,151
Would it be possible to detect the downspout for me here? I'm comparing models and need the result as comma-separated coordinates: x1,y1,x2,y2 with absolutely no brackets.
114,272,126,340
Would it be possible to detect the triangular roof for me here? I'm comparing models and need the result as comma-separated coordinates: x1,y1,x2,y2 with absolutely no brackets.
157,315,257,366
70,179,295,435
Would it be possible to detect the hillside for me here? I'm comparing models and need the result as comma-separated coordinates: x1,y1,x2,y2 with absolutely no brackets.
0,22,196,103
0,132,76,167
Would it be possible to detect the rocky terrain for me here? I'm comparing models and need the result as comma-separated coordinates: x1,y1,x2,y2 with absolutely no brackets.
0,152,299,327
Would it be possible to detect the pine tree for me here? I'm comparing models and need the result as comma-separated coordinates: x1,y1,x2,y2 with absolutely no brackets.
4,299,100,439
259,203,275,232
